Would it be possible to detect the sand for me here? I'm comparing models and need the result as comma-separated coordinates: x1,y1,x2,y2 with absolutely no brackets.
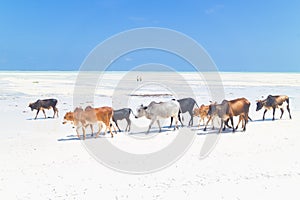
0,71,299,199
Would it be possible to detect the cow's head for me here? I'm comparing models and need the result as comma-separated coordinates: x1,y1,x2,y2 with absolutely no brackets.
62,112,74,124
256,100,263,111
85,106,93,111
28,103,34,111
136,104,148,118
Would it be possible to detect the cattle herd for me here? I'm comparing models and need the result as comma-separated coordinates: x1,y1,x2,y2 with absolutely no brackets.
28,95,292,140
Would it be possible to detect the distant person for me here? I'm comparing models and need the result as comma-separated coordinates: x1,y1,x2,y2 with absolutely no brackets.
137,75,142,82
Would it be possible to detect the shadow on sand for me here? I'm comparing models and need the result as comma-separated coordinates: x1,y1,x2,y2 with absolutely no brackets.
128,128,170,136
26,117,56,121
57,133,115,142
251,118,275,122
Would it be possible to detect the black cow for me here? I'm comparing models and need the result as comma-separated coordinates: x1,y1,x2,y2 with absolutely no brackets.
170,97,199,127
29,99,58,119
112,108,137,132
256,95,292,120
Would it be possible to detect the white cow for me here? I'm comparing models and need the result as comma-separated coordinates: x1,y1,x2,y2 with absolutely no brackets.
136,99,180,133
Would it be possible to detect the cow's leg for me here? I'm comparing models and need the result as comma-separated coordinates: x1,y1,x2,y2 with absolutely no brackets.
82,127,86,140
204,116,212,131
280,108,284,119
95,123,103,138
188,110,193,126
147,119,156,134
174,115,179,130
42,109,46,119
242,116,246,131
236,115,243,130
109,118,118,134
169,117,173,128
125,118,131,132
218,120,223,133
157,120,162,132
272,108,276,121
90,124,94,136
56,107,59,117
235,116,241,130
263,109,268,120
34,109,40,119
76,127,81,139
222,119,227,131
111,122,118,134
114,120,121,132
53,107,58,118
103,124,108,136
229,117,235,132
201,117,205,126
287,104,292,119
224,118,232,129
107,122,114,138
178,112,183,127
198,117,202,128
211,117,215,130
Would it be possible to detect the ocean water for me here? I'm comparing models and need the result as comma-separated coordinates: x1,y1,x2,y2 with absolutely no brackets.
1,71,300,112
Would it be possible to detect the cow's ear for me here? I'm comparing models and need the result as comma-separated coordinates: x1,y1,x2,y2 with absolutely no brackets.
143,106,148,110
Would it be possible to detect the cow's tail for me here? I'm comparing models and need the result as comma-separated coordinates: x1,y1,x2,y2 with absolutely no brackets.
179,106,184,122
248,116,253,121
130,108,138,118
286,96,290,106
194,99,199,108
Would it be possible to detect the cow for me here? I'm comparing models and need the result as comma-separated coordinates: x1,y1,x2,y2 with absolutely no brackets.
256,95,292,121
62,106,116,139
136,99,180,133
193,104,210,128
170,97,199,127
112,108,137,132
208,98,251,133
28,98,58,119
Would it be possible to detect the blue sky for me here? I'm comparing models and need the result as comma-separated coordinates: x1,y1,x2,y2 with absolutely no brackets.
0,0,299,71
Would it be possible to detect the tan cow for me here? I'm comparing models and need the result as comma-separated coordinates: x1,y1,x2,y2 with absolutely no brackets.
208,97,251,133
193,104,211,128
63,106,116,139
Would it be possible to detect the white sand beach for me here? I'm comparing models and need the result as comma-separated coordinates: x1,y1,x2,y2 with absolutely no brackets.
0,71,299,199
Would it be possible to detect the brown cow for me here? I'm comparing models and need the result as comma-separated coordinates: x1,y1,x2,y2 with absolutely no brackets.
208,98,251,133
256,95,292,121
193,104,213,128
63,106,116,139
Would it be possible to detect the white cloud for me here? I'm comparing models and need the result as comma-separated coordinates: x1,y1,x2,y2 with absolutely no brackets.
205,4,224,15
125,57,132,62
